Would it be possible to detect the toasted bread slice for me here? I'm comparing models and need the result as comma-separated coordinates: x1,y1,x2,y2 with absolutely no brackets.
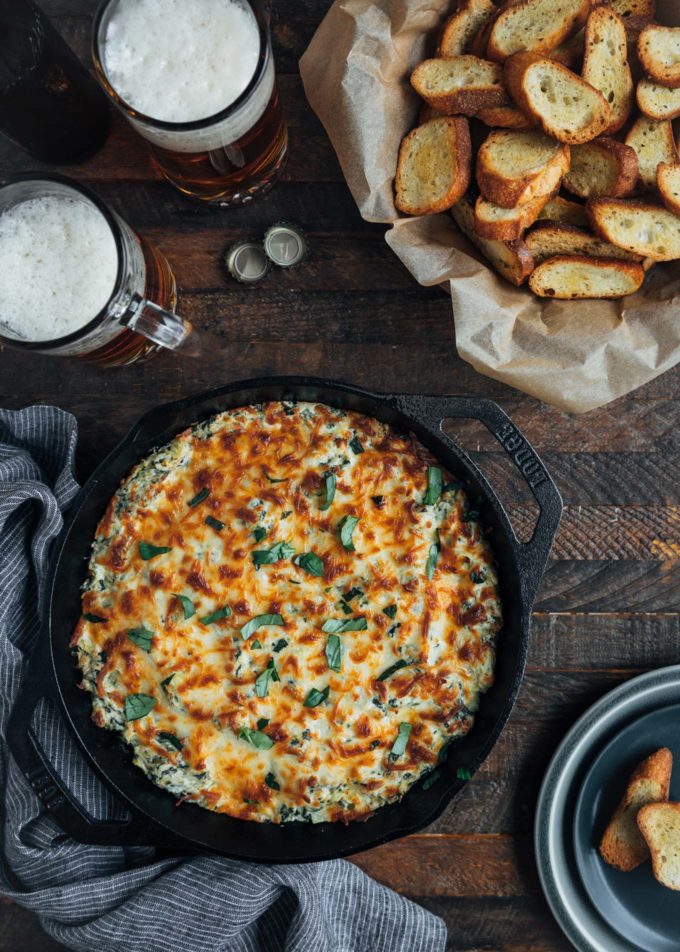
599,749,673,872
538,195,590,227
504,53,611,144
476,129,570,207
525,220,643,262
474,191,552,240
624,116,679,189
637,80,680,122
395,117,472,216
637,802,680,890
476,105,533,129
487,0,590,63
528,254,644,297
607,0,655,16
563,139,639,198
411,56,507,116
588,197,680,260
451,194,535,284
658,163,680,217
582,7,634,134
637,25,680,89
438,0,497,57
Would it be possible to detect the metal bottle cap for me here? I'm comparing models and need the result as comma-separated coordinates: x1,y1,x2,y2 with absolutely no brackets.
263,223,309,268
225,240,271,284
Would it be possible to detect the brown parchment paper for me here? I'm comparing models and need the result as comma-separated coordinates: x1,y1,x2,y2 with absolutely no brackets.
299,0,680,413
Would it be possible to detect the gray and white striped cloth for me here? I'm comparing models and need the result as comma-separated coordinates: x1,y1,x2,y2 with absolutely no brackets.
0,406,446,952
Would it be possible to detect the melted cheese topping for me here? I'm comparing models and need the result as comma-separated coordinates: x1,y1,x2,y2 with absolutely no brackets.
73,402,502,824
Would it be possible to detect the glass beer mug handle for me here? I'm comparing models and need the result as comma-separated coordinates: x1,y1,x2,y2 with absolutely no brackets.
125,297,199,355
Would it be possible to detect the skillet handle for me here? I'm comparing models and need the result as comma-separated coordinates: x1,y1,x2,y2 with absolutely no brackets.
7,658,157,846
394,395,562,607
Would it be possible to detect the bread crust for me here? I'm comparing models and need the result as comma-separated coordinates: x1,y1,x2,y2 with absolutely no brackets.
438,0,497,57
451,195,535,285
474,190,553,240
582,6,634,134
637,79,680,122
528,254,645,298
476,105,533,129
395,117,472,216
487,0,590,63
637,24,680,88
624,116,679,189
637,801,680,891
538,195,590,227
658,162,680,217
411,56,508,116
588,197,680,260
504,52,611,144
476,129,570,208
525,220,644,262
563,138,639,199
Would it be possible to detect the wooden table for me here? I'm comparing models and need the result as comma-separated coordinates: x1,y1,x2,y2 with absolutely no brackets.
2,2,679,950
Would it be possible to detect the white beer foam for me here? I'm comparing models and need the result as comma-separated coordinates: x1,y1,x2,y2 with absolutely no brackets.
102,0,260,124
0,196,118,342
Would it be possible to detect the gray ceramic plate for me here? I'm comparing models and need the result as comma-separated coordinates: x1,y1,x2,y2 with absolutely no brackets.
535,666,680,952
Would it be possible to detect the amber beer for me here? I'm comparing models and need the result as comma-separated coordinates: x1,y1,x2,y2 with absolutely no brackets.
93,0,288,206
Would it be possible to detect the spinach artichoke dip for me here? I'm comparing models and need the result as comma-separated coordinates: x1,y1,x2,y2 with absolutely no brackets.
72,402,502,824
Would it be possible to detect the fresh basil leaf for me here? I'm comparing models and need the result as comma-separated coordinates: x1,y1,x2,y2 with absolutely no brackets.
320,470,336,511
124,694,155,721
158,731,183,752
426,530,440,581
423,466,443,506
127,626,153,651
337,515,359,551
161,674,175,688
344,587,363,601
321,616,367,634
282,510,292,518
83,613,106,624
139,541,171,561
371,495,384,506
390,722,412,759
264,470,287,483
239,727,274,749
272,638,288,652
253,541,295,568
438,738,454,764
253,527,267,543
294,551,324,577
265,772,280,790
340,600,353,615
349,436,364,454
443,481,461,493
241,613,285,639
255,659,280,698
377,659,410,681
470,570,486,584
257,717,269,730
303,686,330,708
325,633,342,672
383,604,397,619
456,767,472,781
173,594,195,620
422,770,440,791
205,515,225,532
199,605,232,625
252,639,262,649
188,487,210,507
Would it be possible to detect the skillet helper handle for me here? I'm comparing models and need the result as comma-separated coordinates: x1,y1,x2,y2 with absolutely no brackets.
396,395,562,606
7,658,155,846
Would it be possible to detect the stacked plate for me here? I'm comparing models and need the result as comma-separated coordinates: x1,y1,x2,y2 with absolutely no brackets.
536,666,680,952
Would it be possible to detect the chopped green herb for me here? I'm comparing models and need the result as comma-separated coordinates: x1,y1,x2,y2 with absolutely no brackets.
239,727,273,749
349,436,364,454
443,481,461,493
424,466,443,506
337,515,359,551
127,626,153,651
205,515,225,532
253,527,267,543
344,587,363,601
241,613,285,639
83,612,106,624
173,594,195,620
282,510,292,518
124,694,155,721
470,570,486,584
371,495,384,506
253,541,295,568
423,770,440,791
252,639,262,649
264,470,287,483
199,605,232,625
426,530,440,581
255,659,280,698
294,552,324,577
383,604,397,619
377,659,410,681
456,767,472,781
257,718,269,730
265,772,280,791
188,487,210,507
139,541,171,561
321,616,367,634
390,722,412,759
325,633,342,672
463,509,480,522
304,686,330,708
272,638,288,653
438,739,454,764
161,674,175,689
157,731,183,752
340,600,353,615
320,470,336,511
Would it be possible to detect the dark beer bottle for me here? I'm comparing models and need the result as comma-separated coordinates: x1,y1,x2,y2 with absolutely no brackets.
0,0,110,163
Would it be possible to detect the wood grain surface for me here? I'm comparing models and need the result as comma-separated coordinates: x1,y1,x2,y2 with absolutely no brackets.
1,2,679,950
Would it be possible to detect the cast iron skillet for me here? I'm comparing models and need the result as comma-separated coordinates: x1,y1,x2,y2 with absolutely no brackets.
8,377,562,863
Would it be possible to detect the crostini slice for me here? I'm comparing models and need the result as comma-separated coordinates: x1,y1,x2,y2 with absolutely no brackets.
528,254,645,298
582,5,634,134
395,117,472,216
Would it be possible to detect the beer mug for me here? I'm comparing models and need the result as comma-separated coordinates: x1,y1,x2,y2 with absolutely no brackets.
0,175,195,365
92,0,289,206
